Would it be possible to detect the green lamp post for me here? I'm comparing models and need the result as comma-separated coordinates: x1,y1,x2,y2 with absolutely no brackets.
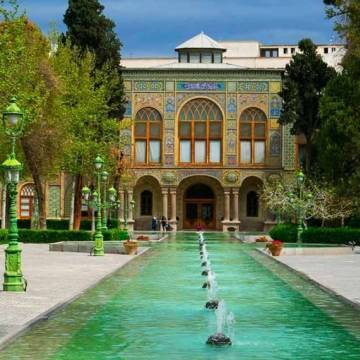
101,170,109,231
123,197,135,240
82,155,105,256
296,171,305,243
1,97,26,291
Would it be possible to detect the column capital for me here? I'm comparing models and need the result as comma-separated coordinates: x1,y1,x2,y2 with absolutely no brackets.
232,188,240,195
161,188,169,195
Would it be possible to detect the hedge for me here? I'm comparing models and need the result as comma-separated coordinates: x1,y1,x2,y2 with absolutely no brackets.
269,224,360,245
0,228,128,244
17,219,120,230
269,224,297,243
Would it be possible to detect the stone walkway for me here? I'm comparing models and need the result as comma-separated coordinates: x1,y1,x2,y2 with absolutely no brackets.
273,252,360,308
0,244,147,348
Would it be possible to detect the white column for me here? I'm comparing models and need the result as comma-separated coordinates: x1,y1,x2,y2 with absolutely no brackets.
170,188,177,231
119,189,125,223
224,190,230,222
128,189,134,221
232,188,239,223
162,188,169,220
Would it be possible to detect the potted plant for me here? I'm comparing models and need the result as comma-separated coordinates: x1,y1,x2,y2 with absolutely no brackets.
123,239,138,255
266,240,283,256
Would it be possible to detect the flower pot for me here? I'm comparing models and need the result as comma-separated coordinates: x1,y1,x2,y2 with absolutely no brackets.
269,244,282,256
123,241,138,255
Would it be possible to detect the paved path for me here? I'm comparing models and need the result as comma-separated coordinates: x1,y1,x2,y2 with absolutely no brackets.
274,253,360,308
0,244,146,348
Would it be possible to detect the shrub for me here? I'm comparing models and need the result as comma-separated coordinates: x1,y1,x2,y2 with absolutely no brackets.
269,224,297,243
46,219,70,230
18,229,92,243
0,229,7,244
301,227,360,245
17,219,31,229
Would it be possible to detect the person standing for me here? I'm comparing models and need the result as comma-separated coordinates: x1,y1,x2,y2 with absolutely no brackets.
161,216,167,232
151,216,157,231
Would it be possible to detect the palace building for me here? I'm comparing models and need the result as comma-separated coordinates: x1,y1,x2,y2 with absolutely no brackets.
0,33,345,232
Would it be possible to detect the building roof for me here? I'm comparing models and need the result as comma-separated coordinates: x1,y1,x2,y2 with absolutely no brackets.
154,62,244,69
175,32,226,51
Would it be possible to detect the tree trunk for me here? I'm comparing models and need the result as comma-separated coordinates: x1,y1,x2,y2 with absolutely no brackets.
73,174,83,230
21,138,47,229
69,177,75,230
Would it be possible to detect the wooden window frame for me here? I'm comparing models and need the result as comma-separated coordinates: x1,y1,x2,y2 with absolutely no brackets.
19,183,35,219
134,107,162,165
178,99,223,166
239,107,267,165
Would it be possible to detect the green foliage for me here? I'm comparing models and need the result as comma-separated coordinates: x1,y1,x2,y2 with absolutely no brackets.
63,0,125,118
302,227,360,245
269,224,360,244
269,224,298,243
0,229,7,244
17,219,120,230
279,38,336,171
51,41,119,177
18,229,91,243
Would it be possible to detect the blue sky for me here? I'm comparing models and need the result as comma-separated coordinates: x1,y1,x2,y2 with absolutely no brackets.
21,0,336,57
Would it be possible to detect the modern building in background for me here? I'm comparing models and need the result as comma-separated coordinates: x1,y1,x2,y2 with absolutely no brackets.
0,33,345,231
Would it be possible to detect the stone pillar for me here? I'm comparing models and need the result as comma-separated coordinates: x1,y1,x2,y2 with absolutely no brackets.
119,189,125,225
169,188,177,232
127,189,134,231
224,190,230,221
232,188,239,222
162,188,169,220
222,189,232,232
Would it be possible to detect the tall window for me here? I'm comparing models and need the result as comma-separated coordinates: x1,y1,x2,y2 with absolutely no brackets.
178,99,222,164
140,190,152,216
20,183,35,219
240,108,267,164
246,191,259,217
135,107,162,164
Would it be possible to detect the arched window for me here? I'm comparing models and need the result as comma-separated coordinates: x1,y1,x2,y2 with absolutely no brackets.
140,190,152,216
135,107,162,164
246,191,259,217
240,108,267,164
20,183,35,219
178,98,222,164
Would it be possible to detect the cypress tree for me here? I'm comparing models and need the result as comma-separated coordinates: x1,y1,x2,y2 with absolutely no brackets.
63,0,125,118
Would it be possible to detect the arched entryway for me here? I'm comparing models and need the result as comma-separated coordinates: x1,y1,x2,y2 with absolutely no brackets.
184,183,216,230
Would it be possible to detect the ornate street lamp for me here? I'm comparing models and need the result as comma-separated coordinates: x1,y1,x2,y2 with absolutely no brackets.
296,171,305,242
82,155,105,256
1,97,26,291
101,170,109,231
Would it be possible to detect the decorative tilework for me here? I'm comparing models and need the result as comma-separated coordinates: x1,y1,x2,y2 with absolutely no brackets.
238,81,269,93
134,93,163,114
227,120,237,130
176,81,225,91
164,154,174,166
165,130,175,153
176,93,226,111
48,185,60,218
166,81,175,91
178,169,223,182
165,95,175,113
134,80,164,91
270,132,281,156
124,95,132,117
269,94,282,118
223,170,240,185
282,123,295,169
165,120,174,129
227,155,237,166
227,130,237,154
227,81,237,92
269,81,281,93
124,81,132,91
238,94,268,114
270,119,280,129
120,129,132,156
227,94,237,118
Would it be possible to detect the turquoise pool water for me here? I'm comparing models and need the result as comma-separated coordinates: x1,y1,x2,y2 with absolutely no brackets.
1,233,360,359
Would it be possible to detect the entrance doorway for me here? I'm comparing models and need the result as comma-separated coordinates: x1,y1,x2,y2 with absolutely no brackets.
183,184,216,230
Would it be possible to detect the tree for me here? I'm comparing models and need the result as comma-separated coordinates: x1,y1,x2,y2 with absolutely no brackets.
316,1,360,200
0,3,66,229
51,41,120,229
63,0,125,119
279,38,336,172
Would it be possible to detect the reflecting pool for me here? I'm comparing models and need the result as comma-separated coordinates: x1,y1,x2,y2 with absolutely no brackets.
1,233,360,359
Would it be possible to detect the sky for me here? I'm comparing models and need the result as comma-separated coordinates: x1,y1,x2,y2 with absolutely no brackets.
20,0,337,57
